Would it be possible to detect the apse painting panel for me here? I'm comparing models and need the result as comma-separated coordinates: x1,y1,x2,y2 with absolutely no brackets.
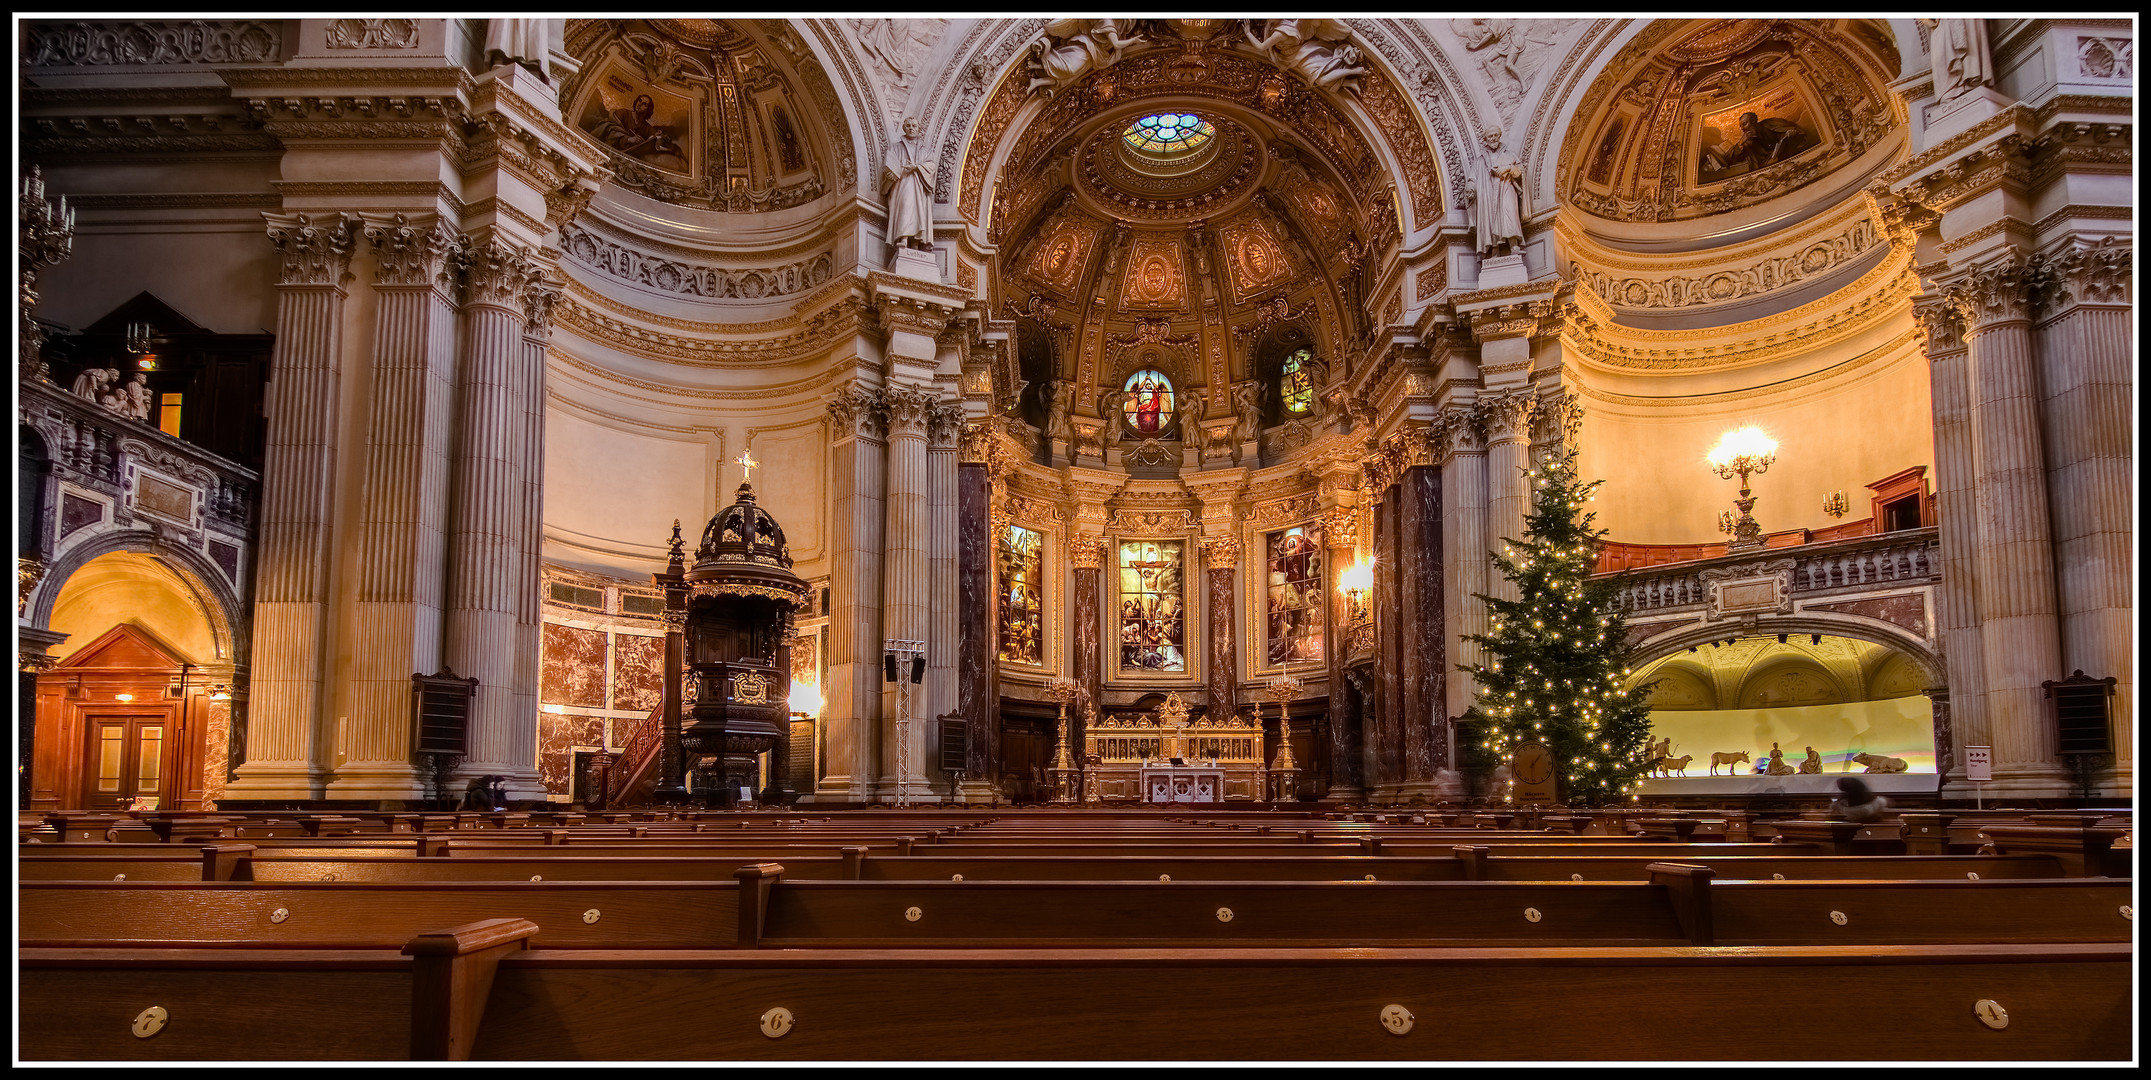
997,524,1045,665
1119,539,1186,673
1265,524,1324,665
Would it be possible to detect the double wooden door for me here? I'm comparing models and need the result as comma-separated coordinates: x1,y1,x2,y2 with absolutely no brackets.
81,712,171,810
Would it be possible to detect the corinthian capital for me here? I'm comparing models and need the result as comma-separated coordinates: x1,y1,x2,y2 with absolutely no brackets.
522,275,564,341
928,401,965,449
883,385,937,438
460,237,539,310
1531,392,1583,448
1320,505,1359,550
827,383,887,440
1939,254,2035,333
1069,535,1108,570
1912,294,1968,356
1438,402,1486,453
2035,236,2132,313
361,212,457,290
1200,535,1243,570
1479,391,1537,443
263,211,357,287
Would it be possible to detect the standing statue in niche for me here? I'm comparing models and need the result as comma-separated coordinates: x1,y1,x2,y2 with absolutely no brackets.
484,18,557,82
1096,388,1125,449
883,116,937,254
1472,130,1526,257
1921,18,1993,102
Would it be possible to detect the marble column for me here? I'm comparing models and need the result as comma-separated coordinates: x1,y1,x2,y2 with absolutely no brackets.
230,212,357,800
925,402,963,797
1481,393,1537,605
1201,537,1241,724
1945,257,2064,790
442,237,542,794
1370,482,1402,801
334,214,460,800
2032,241,2133,791
1071,536,1106,715
1320,506,1361,800
1397,463,1447,795
1440,406,1490,723
1915,296,1988,791
822,385,886,801
878,385,934,803
956,436,996,802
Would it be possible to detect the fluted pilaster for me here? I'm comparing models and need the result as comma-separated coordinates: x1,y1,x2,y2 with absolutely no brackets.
2033,239,2133,788
335,213,459,798
1439,405,1490,719
1481,392,1537,605
877,385,935,802
1916,296,1989,791
1944,257,2063,786
443,237,541,789
231,212,357,799
821,384,886,800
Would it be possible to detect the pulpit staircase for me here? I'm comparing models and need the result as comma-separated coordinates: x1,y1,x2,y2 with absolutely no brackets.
600,707,663,808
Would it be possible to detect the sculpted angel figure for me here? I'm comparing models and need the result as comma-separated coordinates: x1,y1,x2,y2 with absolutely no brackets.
883,116,937,252
1045,380,1074,442
1233,380,1265,440
484,18,558,81
1246,19,1365,94
1029,19,1129,96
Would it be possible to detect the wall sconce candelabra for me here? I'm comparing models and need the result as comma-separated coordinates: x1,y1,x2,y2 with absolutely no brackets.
1339,557,1376,656
1821,490,1850,519
1706,427,1777,552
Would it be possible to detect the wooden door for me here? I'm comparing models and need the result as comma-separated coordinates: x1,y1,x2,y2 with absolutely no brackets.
81,713,170,810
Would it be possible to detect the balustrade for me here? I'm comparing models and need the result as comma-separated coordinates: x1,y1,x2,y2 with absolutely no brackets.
1601,528,1940,615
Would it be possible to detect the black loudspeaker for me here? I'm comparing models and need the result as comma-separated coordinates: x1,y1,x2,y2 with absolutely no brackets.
910,656,927,684
884,654,898,682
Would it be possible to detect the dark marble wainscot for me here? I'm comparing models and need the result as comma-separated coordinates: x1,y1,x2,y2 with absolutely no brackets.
537,714,605,796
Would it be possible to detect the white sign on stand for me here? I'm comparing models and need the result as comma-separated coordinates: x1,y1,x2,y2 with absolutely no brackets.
1965,745,1992,809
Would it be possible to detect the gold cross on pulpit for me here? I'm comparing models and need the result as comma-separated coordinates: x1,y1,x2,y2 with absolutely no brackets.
735,449,759,483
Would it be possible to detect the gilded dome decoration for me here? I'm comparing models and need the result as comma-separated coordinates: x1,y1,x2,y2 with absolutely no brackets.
1560,19,1900,226
1123,112,1214,156
561,18,837,212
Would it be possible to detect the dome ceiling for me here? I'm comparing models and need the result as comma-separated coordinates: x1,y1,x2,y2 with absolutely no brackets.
996,93,1384,398
1561,19,1900,226
561,18,843,213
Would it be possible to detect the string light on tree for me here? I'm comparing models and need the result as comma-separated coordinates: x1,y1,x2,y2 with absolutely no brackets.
1461,446,1657,807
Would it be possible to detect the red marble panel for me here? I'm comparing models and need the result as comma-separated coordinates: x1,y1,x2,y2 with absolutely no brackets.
612,633,665,713
540,623,607,708
537,714,606,796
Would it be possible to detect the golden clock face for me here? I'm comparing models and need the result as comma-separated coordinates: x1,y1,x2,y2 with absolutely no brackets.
1514,745,1553,785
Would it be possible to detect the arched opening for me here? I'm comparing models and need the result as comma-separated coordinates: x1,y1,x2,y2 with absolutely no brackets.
31,551,231,811
1629,632,1936,793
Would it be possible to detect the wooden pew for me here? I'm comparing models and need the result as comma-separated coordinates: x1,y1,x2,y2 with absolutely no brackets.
20,937,2131,1061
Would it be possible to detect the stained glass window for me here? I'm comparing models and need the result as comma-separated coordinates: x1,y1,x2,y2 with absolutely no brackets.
997,525,1044,665
1118,539,1185,673
1123,112,1214,155
1280,348,1316,414
1121,369,1175,436
1266,525,1325,664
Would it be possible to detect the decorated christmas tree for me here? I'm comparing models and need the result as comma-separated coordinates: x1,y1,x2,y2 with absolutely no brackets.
1463,446,1657,806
